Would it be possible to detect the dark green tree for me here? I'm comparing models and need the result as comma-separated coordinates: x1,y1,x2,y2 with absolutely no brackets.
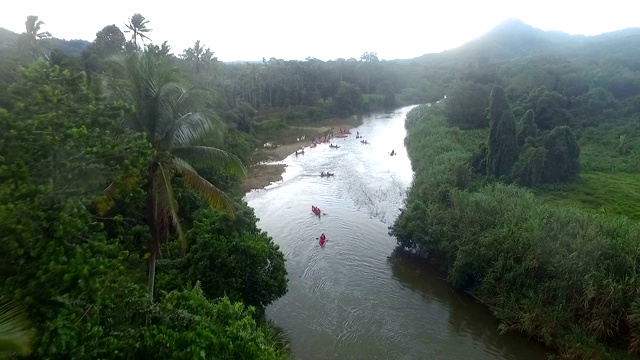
541,126,580,183
526,87,572,130
179,205,288,310
332,81,363,116
516,109,538,147
511,144,547,187
486,86,518,177
92,25,126,57
444,81,490,128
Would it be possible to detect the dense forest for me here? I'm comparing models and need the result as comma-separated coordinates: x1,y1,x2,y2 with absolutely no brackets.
392,19,640,360
2,12,640,359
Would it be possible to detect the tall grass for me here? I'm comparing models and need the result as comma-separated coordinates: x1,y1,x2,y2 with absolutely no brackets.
392,104,640,359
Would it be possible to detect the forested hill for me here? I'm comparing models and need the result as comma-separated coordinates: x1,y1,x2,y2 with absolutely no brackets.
0,26,89,55
413,18,640,65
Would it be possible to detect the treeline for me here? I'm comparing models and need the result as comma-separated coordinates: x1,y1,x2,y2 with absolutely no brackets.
392,105,640,359
0,14,292,359
0,15,444,153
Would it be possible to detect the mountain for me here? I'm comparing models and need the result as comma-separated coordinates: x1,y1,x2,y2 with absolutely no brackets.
412,19,640,65
0,27,89,55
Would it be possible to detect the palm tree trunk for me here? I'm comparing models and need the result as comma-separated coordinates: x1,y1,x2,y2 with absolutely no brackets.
147,250,157,301
146,160,159,302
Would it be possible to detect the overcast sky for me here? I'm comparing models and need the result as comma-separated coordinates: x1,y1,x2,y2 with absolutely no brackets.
1,0,638,62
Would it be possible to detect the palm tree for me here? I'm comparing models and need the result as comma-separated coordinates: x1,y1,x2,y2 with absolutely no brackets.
124,13,152,50
182,40,216,74
0,297,32,358
111,51,246,300
17,15,52,60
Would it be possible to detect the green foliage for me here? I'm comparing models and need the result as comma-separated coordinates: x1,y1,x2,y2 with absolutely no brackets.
159,203,288,311
392,104,640,358
511,145,547,187
486,86,518,177
0,48,288,359
332,81,364,116
541,126,580,183
444,81,490,129
120,285,286,359
516,109,538,147
525,87,573,131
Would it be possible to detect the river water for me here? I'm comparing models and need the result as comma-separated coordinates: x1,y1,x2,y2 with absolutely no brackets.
245,105,549,359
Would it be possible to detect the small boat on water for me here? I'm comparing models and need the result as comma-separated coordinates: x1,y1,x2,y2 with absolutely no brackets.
360,140,369,144
320,172,334,177
329,144,340,148
295,150,304,156
311,205,322,216
335,135,348,138
319,233,327,247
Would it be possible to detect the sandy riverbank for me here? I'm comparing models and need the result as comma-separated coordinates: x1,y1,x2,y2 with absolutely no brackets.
240,125,355,192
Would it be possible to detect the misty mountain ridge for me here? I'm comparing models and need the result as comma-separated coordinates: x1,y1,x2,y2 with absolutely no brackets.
0,26,89,55
413,18,640,64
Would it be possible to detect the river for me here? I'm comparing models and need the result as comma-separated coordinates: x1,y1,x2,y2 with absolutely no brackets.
245,105,549,359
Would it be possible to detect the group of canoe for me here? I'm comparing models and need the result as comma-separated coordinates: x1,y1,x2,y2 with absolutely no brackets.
311,205,328,247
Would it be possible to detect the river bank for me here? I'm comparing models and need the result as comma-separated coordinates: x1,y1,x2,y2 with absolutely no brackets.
239,124,355,192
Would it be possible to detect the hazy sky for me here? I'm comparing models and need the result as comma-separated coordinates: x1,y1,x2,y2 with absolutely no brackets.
1,0,638,62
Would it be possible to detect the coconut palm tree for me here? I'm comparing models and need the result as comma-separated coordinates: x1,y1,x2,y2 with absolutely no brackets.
111,51,246,300
124,13,152,50
17,15,52,60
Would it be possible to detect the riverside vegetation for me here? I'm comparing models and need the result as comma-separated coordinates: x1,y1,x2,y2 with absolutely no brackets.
392,94,640,358
2,13,640,360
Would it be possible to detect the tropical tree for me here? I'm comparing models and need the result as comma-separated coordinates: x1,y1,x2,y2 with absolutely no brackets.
516,109,538,147
110,51,246,300
16,15,51,60
24,15,51,41
124,13,152,50
182,40,217,75
486,86,518,177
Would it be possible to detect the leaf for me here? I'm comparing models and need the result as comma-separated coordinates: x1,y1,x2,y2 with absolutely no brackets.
155,161,185,255
172,158,235,219
172,146,246,179
0,298,32,357
167,112,219,148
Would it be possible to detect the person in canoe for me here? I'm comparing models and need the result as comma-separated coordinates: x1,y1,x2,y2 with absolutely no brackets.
390,149,396,156
319,233,327,246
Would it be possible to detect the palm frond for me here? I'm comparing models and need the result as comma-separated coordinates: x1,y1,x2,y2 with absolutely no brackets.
172,158,235,218
0,298,32,357
165,112,220,148
155,162,185,254
172,146,246,178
